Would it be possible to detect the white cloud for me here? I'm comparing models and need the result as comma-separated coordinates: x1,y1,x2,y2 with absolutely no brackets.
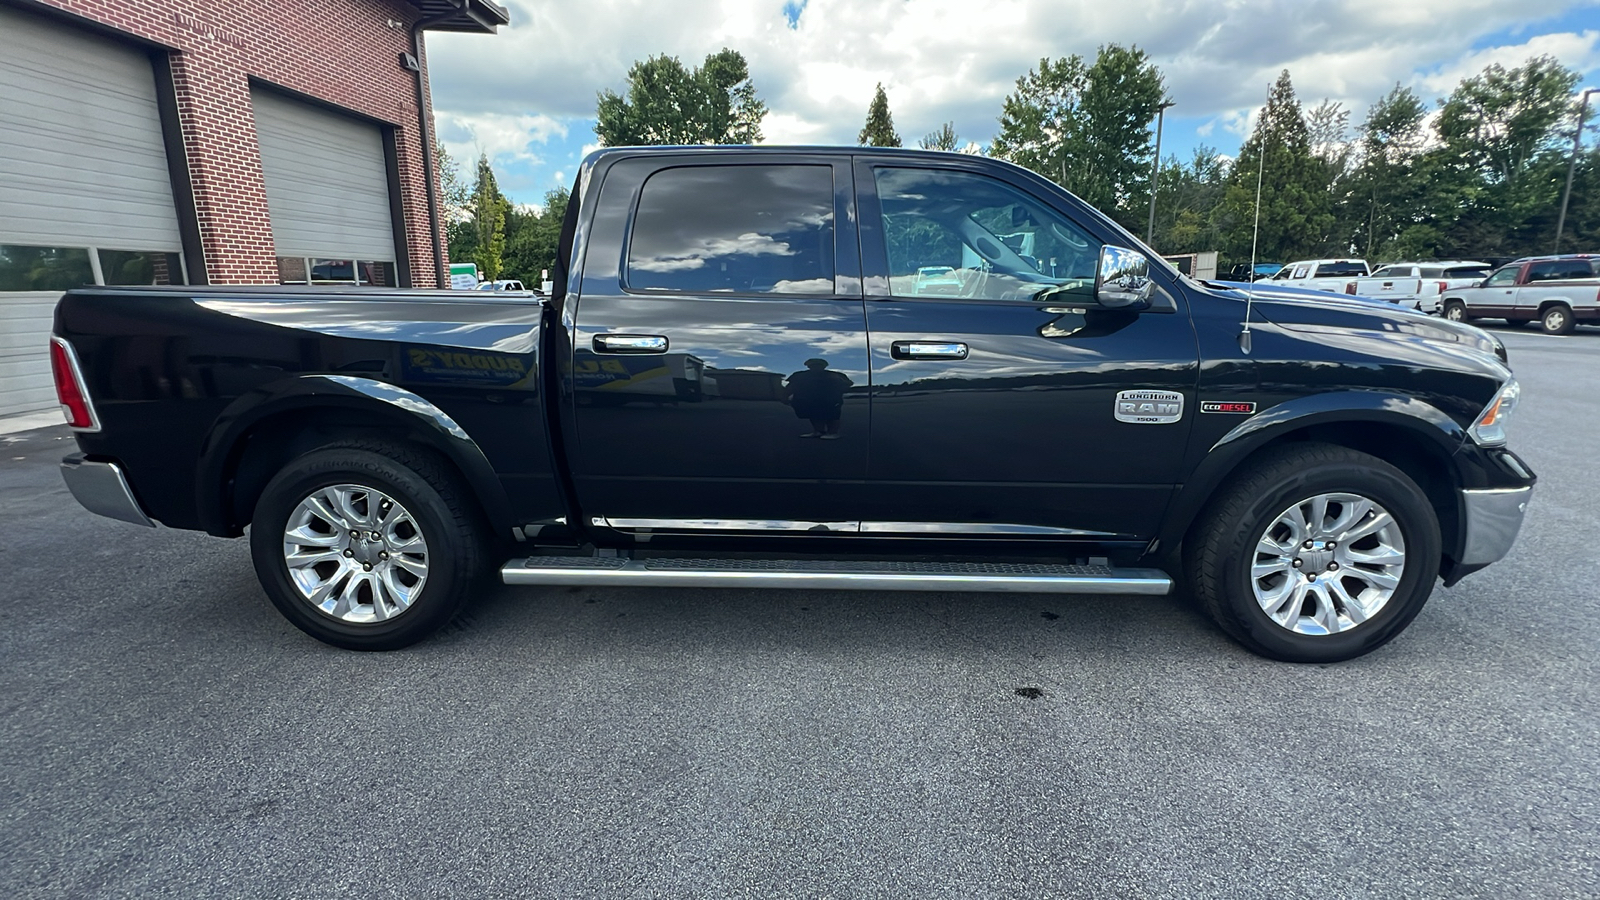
425,0,1600,199
436,110,567,166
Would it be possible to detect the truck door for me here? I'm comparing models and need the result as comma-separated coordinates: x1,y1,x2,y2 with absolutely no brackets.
1475,264,1523,316
567,155,869,532
853,159,1200,540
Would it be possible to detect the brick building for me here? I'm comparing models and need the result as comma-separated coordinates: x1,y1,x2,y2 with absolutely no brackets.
0,0,508,419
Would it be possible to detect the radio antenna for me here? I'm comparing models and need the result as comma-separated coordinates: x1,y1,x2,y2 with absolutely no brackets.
1240,101,1267,355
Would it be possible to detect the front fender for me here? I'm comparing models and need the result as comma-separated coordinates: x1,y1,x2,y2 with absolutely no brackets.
195,374,513,537
1155,390,1467,555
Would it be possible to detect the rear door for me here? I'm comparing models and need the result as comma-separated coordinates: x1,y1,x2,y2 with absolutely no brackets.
567,155,869,532
854,158,1199,540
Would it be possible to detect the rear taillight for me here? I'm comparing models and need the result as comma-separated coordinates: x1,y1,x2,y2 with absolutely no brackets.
1437,281,1448,293
49,337,99,431
1344,283,1356,294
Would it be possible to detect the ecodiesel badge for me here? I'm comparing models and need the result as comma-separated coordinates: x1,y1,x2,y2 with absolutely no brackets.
1114,390,1184,424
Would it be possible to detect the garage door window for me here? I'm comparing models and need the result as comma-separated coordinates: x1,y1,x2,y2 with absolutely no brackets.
277,256,397,287
0,244,184,291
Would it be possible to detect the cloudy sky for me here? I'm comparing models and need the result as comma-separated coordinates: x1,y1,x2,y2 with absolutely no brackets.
426,0,1600,207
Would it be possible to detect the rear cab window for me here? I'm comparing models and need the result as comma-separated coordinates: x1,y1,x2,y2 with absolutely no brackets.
625,164,836,295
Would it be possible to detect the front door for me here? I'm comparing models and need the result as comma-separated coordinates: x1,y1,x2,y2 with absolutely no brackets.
568,156,869,532
854,159,1200,540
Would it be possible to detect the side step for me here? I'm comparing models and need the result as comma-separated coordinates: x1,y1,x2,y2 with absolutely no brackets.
500,557,1173,595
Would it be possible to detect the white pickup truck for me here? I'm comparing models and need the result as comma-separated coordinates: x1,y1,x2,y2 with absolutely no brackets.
1263,258,1371,294
1441,255,1600,334
1347,261,1493,314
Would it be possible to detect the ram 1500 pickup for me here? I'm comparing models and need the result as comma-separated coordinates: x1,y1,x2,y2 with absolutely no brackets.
1441,254,1600,334
51,146,1536,662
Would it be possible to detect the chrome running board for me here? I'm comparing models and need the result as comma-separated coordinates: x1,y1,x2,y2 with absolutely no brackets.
500,557,1172,595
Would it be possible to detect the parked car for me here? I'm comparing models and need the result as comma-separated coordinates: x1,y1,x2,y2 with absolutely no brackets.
1348,261,1494,314
51,146,1534,663
1224,262,1283,282
1441,254,1600,334
476,279,529,292
1265,259,1372,294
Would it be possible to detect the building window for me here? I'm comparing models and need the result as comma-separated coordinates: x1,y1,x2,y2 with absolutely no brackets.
0,245,184,291
277,256,395,287
98,250,184,286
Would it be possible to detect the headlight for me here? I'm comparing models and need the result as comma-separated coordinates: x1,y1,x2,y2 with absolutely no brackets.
1469,379,1520,446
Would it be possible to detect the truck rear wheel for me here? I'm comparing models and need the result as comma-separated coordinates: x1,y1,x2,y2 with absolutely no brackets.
1184,443,1441,663
1540,304,1575,335
249,444,484,650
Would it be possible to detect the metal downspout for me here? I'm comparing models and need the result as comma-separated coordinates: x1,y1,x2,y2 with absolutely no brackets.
410,1,467,287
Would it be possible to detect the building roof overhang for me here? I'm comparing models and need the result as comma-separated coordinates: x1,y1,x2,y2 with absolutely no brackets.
402,0,510,34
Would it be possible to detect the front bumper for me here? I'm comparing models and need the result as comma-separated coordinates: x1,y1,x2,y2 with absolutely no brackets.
1457,485,1532,566
61,454,154,527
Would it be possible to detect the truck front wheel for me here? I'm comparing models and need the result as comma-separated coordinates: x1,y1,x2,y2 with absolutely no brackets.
1185,444,1441,663
1442,300,1469,322
249,444,484,650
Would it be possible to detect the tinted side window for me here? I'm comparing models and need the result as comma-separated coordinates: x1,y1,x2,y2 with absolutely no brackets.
1524,261,1585,282
872,167,1100,301
1318,261,1367,277
1485,267,1519,286
627,165,835,295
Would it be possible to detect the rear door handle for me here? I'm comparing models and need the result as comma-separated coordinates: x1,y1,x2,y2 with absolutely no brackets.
891,341,968,360
594,334,668,354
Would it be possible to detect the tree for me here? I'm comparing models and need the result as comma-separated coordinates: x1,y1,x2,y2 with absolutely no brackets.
595,48,766,145
1214,70,1334,262
990,45,1164,228
1074,45,1167,221
503,187,570,286
1341,85,1430,258
919,121,959,151
859,83,901,147
470,153,509,281
434,137,470,227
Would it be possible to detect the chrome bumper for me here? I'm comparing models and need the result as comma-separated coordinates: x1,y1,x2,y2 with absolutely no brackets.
1458,486,1532,566
60,454,154,527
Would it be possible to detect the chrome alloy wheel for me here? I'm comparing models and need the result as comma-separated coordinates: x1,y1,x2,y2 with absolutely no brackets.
1249,492,1406,636
281,484,429,624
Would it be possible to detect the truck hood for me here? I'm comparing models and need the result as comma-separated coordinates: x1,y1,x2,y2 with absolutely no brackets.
1203,280,1508,364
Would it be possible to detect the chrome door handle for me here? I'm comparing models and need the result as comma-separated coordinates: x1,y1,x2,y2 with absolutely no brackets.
891,341,968,360
594,334,668,354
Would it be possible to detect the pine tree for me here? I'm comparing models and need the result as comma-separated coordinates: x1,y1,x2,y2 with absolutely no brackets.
470,153,509,281
1215,70,1334,262
858,84,901,147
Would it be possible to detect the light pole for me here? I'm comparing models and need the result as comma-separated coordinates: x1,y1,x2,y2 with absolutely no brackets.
1555,87,1597,253
1146,100,1175,246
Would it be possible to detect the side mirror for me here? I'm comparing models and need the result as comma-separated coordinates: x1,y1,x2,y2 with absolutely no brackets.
1094,245,1154,310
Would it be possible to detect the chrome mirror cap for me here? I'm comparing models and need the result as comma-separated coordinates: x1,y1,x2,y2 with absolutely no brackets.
1095,245,1154,309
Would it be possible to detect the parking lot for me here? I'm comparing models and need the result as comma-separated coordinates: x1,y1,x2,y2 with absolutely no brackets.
1,323,1596,898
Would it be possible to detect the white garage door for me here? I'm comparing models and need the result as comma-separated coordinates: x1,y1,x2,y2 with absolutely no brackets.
251,89,399,287
0,5,185,420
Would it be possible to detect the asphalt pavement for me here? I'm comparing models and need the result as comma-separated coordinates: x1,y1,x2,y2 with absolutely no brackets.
2,324,1597,898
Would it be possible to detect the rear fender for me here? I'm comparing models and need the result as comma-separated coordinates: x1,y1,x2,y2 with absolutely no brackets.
195,374,512,537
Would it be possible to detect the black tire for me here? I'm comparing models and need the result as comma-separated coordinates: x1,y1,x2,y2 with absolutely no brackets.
1540,304,1575,335
1442,300,1470,322
1184,443,1442,663
249,442,486,650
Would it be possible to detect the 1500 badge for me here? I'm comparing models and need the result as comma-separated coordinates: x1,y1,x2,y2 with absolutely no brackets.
1114,390,1184,424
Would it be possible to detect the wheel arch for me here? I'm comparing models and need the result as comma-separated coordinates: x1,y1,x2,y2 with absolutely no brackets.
1157,395,1467,565
195,375,514,539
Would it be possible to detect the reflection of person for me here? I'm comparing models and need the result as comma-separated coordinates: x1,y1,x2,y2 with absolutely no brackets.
784,358,852,439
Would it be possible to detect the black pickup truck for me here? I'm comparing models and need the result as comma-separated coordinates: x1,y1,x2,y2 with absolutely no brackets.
51,146,1535,662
